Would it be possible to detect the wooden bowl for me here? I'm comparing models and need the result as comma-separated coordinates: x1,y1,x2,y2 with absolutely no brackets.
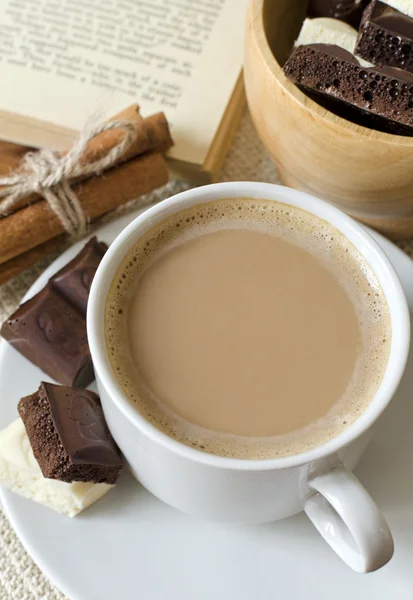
244,0,413,239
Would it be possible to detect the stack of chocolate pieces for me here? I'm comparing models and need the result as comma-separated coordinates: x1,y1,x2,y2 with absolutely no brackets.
284,0,413,135
0,383,123,516
1,237,107,386
0,236,126,516
19,382,123,485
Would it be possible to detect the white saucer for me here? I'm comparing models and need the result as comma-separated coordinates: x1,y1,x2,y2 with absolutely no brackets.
1,209,413,600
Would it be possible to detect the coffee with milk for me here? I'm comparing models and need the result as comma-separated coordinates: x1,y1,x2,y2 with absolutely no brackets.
105,198,391,459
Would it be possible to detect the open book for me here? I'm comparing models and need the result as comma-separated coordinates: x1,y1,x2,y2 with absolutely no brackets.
0,0,247,181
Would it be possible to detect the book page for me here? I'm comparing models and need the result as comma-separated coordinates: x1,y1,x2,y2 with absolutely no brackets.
0,0,248,165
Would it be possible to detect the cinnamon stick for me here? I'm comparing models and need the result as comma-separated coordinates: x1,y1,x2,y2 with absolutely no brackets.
0,106,173,215
0,105,141,182
82,109,173,164
0,237,64,286
0,151,168,265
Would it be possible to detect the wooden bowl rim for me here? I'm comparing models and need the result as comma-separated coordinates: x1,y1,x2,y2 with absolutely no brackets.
250,0,413,147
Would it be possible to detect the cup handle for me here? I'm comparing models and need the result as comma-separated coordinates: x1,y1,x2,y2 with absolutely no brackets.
304,465,394,572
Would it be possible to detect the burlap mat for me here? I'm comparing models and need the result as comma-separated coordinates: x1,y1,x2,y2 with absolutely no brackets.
0,108,412,599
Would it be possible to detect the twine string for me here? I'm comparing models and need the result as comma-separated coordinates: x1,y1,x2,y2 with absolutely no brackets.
0,119,137,236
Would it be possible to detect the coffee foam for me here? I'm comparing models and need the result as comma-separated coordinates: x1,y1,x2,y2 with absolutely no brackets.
105,198,391,459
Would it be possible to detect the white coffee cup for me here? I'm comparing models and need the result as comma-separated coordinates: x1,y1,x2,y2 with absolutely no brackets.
87,182,410,573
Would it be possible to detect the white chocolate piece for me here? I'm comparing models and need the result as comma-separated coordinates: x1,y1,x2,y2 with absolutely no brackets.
295,18,373,67
295,18,358,52
0,419,113,517
384,0,413,19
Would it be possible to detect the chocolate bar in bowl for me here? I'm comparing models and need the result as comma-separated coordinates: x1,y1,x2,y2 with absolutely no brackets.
284,43,413,135
356,0,413,73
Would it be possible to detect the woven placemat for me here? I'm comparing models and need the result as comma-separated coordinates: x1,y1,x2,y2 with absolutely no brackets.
0,108,412,599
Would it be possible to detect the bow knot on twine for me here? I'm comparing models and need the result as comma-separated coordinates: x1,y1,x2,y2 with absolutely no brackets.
0,119,137,237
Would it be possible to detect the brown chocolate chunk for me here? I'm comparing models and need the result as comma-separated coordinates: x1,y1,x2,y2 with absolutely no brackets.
18,382,123,484
51,237,107,316
307,0,369,27
284,43,413,135
0,285,94,386
356,0,413,73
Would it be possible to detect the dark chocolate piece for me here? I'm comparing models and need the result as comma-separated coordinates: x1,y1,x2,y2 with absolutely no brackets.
18,382,123,484
1,285,94,386
356,0,413,73
307,0,369,27
51,237,107,315
284,43,413,135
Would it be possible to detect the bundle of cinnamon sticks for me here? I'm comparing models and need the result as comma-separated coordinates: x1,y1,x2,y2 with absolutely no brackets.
0,104,173,285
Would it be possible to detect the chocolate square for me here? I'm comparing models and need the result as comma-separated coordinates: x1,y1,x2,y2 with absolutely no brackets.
283,43,413,135
356,0,413,73
18,382,123,484
51,237,107,315
1,285,94,386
